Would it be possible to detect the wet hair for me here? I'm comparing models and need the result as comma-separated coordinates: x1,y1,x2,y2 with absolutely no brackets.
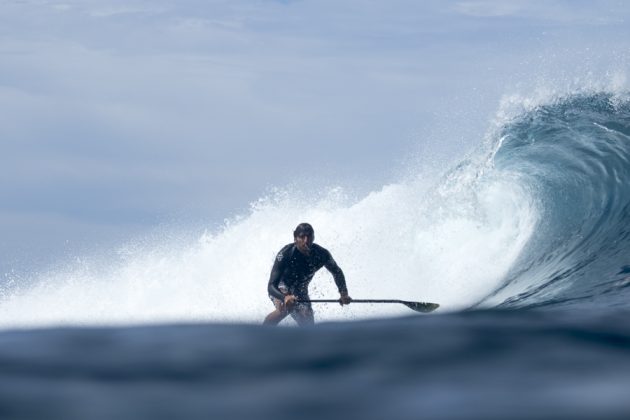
293,223,314,238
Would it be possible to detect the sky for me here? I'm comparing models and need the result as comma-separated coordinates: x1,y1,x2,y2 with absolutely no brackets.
1,0,630,275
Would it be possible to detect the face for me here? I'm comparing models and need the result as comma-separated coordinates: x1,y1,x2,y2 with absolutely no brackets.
294,232,314,255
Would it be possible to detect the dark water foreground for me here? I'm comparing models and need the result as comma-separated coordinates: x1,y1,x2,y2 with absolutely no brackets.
1,309,630,420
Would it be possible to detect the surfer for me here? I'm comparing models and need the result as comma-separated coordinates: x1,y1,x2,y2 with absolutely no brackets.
263,223,352,326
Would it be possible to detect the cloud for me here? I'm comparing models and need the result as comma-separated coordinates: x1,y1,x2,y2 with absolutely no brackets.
87,6,164,18
452,1,525,17
452,0,627,24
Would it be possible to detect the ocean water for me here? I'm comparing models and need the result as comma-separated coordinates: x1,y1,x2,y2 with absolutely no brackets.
2,91,630,418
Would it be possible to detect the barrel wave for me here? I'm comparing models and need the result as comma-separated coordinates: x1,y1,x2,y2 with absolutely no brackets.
479,92,630,310
2,92,630,327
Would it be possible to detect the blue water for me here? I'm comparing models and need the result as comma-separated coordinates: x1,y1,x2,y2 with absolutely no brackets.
2,92,630,419
2,310,630,419
481,92,630,310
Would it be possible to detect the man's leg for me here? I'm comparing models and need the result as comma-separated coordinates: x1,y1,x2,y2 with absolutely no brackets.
263,298,289,326
291,304,314,326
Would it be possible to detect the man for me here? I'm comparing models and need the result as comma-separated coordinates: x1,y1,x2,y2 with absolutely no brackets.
263,223,351,326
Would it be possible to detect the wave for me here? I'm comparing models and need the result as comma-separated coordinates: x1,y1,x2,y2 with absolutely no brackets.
478,92,630,309
1,91,630,328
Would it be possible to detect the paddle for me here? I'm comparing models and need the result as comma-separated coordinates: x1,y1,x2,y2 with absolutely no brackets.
298,299,439,313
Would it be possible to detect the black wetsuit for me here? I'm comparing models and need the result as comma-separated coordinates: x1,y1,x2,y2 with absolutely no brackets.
268,243,347,303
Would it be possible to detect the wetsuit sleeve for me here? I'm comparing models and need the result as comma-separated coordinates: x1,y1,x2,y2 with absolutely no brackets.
324,251,347,294
268,248,288,300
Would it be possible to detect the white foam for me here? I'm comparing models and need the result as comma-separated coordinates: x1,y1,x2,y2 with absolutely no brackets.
0,159,538,328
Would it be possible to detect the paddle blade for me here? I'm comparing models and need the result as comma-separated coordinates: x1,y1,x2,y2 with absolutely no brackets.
402,301,439,313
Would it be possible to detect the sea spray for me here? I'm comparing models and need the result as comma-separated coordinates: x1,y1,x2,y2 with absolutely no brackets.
0,143,537,327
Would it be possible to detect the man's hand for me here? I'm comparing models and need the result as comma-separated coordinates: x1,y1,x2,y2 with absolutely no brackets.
339,292,352,306
284,294,297,311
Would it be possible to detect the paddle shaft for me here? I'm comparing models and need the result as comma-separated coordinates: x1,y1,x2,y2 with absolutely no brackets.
302,299,412,304
297,299,439,313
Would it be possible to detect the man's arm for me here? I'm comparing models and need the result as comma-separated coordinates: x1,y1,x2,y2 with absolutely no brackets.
324,252,348,295
268,248,288,300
